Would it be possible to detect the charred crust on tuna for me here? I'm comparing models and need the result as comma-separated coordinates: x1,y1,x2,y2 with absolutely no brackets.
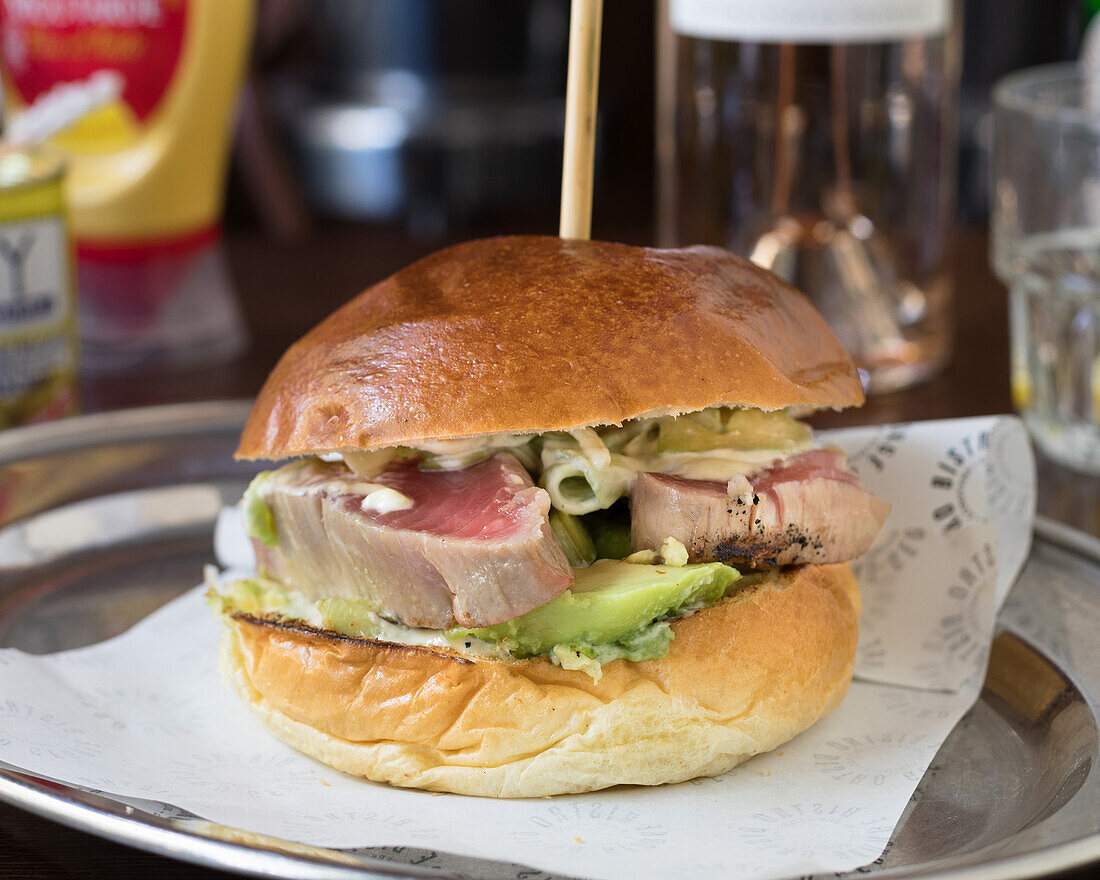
703,522,824,567
712,536,776,567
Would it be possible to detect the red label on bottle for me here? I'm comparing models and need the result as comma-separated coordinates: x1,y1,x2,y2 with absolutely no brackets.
0,0,187,121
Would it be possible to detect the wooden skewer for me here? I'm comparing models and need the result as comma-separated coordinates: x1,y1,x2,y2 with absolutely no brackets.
559,0,604,240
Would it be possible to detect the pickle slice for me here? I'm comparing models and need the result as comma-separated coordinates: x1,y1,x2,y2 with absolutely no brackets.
657,408,811,453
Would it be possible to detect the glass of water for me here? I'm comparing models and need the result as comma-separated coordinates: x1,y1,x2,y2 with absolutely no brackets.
993,64,1100,473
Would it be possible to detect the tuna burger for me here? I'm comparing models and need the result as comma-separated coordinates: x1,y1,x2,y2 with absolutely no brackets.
212,235,889,798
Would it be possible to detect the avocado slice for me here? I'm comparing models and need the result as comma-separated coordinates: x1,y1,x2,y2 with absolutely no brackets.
213,556,742,668
209,575,289,615
452,559,740,659
242,471,278,547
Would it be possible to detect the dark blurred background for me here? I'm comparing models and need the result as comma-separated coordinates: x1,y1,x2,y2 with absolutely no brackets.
224,0,1085,244
225,0,656,240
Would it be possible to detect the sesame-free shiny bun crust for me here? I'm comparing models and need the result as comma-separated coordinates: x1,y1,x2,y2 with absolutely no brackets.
237,236,863,460
219,563,860,798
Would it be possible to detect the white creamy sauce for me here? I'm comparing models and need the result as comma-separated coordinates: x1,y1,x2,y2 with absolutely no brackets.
319,416,814,518
343,448,399,477
364,616,505,658
645,446,807,482
271,589,505,658
570,427,612,469
338,434,538,473
360,487,414,514
248,588,326,629
545,443,809,491
264,462,415,512
414,432,534,456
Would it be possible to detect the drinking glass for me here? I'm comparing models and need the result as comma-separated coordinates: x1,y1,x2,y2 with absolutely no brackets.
657,0,961,394
993,64,1100,473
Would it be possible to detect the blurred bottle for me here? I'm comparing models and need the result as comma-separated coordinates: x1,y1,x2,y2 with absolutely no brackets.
657,0,962,393
0,0,254,372
0,147,78,427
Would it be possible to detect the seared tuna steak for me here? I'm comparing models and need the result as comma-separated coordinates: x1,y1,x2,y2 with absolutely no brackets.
630,448,889,566
254,453,574,628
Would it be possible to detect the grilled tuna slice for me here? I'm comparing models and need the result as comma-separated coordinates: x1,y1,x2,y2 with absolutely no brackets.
629,448,889,566
254,453,574,628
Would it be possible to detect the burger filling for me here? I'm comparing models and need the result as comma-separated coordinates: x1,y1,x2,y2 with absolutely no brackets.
210,545,745,681
240,452,572,629
216,407,887,679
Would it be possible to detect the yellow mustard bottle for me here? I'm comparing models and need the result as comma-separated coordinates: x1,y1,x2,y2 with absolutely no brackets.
0,0,255,371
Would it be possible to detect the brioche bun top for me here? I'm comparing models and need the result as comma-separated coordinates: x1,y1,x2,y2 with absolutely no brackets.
237,236,862,460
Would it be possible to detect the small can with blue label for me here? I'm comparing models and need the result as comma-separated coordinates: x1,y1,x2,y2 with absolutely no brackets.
0,147,78,427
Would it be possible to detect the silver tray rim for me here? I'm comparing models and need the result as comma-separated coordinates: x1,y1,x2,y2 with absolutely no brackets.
1,401,1099,880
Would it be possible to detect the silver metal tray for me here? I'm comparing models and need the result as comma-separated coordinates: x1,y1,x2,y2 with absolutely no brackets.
2,402,1100,880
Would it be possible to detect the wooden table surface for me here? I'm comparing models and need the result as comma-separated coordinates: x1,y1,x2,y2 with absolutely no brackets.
2,223,1099,879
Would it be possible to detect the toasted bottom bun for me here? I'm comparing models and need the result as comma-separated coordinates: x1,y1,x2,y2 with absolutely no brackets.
219,563,860,798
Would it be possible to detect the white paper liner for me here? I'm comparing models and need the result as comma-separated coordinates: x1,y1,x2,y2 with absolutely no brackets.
0,416,1036,880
